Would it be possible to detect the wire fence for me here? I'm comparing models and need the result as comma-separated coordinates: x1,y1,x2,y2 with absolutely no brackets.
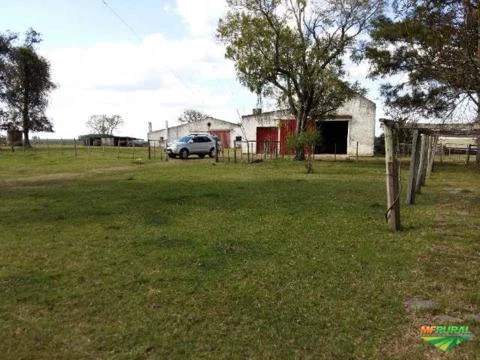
397,142,479,165
3,138,476,165
1,139,300,163
1,138,162,161
436,144,479,165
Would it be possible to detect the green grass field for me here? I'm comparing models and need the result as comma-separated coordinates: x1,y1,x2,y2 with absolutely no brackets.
1,148,479,359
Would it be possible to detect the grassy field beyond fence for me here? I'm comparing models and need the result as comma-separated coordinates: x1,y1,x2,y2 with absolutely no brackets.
0,148,479,359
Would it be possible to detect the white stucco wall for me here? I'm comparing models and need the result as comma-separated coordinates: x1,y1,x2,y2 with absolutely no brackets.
148,118,241,147
240,96,376,156
336,96,376,156
241,110,288,153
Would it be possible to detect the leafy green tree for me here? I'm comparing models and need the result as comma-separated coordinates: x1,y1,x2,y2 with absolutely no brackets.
364,0,480,164
178,109,210,123
0,29,55,147
0,31,15,56
86,114,124,135
217,0,383,160
287,127,321,172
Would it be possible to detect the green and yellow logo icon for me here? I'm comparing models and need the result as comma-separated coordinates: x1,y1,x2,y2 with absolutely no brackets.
420,325,473,351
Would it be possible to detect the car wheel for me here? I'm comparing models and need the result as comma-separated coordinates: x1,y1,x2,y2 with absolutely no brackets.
209,148,216,158
198,154,205,158
180,149,189,159
168,154,175,159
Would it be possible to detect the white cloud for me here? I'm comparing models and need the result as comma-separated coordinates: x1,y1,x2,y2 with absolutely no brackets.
34,0,386,140
41,32,255,139
163,3,174,14
175,0,227,37
46,34,233,91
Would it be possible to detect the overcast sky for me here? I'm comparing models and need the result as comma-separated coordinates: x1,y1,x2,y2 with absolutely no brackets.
2,0,385,139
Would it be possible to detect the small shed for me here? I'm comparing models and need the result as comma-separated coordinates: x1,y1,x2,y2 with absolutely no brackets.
147,117,241,148
78,134,142,147
7,129,23,146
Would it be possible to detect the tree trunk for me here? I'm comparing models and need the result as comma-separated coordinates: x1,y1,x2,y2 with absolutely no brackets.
294,110,307,161
23,128,31,148
476,95,480,167
22,111,31,148
476,4,480,167
476,100,480,166
22,90,31,148
295,146,305,160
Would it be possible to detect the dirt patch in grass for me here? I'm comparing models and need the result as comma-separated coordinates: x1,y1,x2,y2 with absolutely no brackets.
0,165,135,187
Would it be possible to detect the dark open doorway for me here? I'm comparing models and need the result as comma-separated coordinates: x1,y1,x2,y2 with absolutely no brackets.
315,121,349,154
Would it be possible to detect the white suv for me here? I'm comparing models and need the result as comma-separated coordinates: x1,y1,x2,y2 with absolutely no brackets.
167,134,220,159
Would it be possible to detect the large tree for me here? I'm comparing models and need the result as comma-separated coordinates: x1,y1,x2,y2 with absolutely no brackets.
86,114,124,135
0,29,55,147
364,0,480,163
217,0,384,159
178,108,210,123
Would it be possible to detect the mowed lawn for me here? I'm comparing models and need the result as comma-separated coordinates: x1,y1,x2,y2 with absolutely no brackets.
0,149,479,359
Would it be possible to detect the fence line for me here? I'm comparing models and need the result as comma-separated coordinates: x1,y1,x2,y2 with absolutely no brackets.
396,141,478,165
4,137,476,165
0,138,168,162
435,144,478,165
0,138,359,163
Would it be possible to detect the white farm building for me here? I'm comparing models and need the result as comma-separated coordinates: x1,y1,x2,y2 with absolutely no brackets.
241,95,376,156
147,117,241,149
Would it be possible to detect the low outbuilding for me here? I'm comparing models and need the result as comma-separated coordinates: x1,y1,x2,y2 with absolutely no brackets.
241,95,376,156
147,117,241,149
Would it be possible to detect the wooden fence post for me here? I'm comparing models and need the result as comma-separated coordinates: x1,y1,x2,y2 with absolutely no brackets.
426,135,434,177
356,141,359,162
148,140,151,160
415,134,426,194
406,130,420,205
425,135,433,178
234,140,237,163
420,135,429,186
381,119,401,231
415,134,427,193
440,142,443,164
74,138,78,159
466,144,472,165
427,136,437,175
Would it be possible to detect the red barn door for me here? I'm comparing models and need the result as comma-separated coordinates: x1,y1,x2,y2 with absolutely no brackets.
210,130,230,149
256,127,277,153
279,119,296,155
